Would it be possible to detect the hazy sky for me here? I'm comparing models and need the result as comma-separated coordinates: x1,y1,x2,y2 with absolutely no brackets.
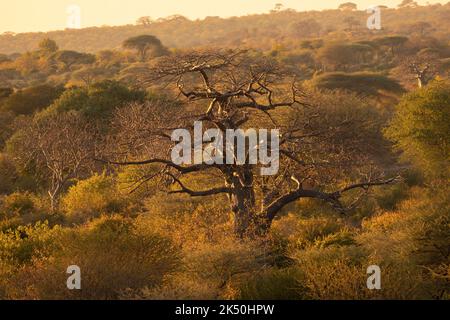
1,0,447,33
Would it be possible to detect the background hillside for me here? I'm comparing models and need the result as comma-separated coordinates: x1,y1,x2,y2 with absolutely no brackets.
1,4,450,54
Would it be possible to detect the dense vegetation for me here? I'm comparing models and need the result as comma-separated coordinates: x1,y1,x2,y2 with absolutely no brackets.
0,3,448,299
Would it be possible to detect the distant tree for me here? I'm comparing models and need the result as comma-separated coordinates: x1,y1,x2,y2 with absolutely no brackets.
136,16,153,26
0,54,11,64
398,0,418,8
374,36,408,55
410,21,434,36
49,80,146,118
122,35,168,62
52,50,95,70
343,16,361,31
312,72,404,96
38,38,58,56
289,19,322,37
339,2,357,10
71,66,110,86
318,43,374,71
165,15,189,22
96,50,126,67
271,3,284,13
385,80,450,180
1,84,64,115
14,52,39,76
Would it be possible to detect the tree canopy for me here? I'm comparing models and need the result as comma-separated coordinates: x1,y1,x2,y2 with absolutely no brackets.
385,80,450,180
122,35,168,61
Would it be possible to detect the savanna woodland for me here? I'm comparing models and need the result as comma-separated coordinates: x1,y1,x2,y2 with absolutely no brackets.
0,2,449,300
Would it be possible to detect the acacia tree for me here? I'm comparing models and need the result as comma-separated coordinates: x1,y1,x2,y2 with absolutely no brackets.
122,35,168,62
52,50,95,71
99,50,396,238
338,2,357,11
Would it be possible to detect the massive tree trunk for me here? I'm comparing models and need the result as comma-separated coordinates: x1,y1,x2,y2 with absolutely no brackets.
230,188,256,238
226,166,258,238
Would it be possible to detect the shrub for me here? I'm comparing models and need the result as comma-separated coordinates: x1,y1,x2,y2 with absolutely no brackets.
5,215,180,299
314,229,356,249
272,214,346,249
0,192,35,218
0,153,17,194
0,221,62,266
62,173,127,223
385,80,450,181
239,267,307,300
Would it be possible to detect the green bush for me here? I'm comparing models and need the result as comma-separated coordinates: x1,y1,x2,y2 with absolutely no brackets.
62,173,127,223
385,80,450,181
0,221,62,266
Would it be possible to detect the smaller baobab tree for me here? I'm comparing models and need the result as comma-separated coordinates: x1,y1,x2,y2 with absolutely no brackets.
122,35,168,62
7,112,98,211
98,50,397,238
395,52,441,88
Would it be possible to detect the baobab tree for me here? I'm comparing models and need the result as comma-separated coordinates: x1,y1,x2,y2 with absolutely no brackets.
99,50,396,238
395,52,440,88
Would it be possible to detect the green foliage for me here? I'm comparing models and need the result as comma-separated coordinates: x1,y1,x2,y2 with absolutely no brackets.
51,50,95,70
47,80,145,118
318,42,374,70
0,84,63,115
3,216,180,299
385,80,450,180
38,38,58,56
312,72,404,96
373,36,409,51
122,35,168,61
358,188,449,298
62,173,127,223
0,221,62,265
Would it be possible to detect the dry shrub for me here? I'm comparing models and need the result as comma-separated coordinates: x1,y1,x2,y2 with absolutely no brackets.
239,267,307,300
128,238,272,300
4,215,180,299
272,213,349,249
138,193,233,247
